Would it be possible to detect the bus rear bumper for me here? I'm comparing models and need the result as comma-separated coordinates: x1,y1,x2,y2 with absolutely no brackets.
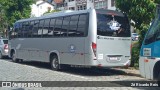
89,60,131,68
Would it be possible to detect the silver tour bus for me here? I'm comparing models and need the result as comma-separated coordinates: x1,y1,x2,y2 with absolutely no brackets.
9,9,131,70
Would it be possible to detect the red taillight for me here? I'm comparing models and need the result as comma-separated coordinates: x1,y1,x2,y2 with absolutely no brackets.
92,42,97,59
4,44,8,49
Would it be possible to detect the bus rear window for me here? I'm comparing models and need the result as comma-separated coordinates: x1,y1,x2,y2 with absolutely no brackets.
3,40,8,44
97,14,130,37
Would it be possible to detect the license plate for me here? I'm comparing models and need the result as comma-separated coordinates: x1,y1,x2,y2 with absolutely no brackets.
109,57,118,61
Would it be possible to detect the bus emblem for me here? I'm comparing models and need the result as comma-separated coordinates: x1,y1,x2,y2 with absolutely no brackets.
107,16,121,31
69,44,76,53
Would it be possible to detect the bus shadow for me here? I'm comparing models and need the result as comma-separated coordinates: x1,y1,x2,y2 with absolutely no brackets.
61,67,141,77
2,58,142,77
9,60,141,77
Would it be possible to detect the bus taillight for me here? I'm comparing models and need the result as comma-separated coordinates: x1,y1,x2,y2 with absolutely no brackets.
92,42,97,59
4,44,8,49
4,44,8,53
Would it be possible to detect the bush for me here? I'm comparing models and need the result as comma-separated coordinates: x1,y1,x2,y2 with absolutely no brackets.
131,47,139,68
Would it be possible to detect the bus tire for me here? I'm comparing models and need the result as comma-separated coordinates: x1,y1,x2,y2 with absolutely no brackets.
11,51,19,63
50,55,60,71
158,74,160,87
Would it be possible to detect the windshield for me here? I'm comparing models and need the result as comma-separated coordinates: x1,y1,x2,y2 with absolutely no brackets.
97,14,130,37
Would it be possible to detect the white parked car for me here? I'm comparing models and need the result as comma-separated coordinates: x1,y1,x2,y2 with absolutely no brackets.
0,38,8,59
132,33,139,41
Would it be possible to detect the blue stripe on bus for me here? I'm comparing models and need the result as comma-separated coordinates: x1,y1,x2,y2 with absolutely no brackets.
140,41,160,57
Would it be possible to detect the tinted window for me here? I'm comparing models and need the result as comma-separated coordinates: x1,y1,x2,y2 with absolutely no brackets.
77,14,87,36
145,15,160,45
68,15,79,36
61,16,70,36
49,19,55,37
97,14,130,37
23,22,30,38
3,40,8,44
43,19,51,37
37,20,44,37
12,23,19,38
18,23,23,38
32,20,39,37
29,21,35,37
54,18,63,37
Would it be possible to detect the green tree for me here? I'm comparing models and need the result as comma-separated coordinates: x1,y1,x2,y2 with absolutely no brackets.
0,0,34,26
116,0,159,67
43,9,61,15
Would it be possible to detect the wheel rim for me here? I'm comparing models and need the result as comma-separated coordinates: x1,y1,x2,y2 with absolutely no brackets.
52,58,58,69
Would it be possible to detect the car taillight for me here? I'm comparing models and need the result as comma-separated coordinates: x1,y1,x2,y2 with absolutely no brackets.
92,42,97,59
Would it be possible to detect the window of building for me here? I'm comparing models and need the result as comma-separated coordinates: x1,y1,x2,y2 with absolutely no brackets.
111,0,115,7
69,0,74,2
69,7,75,10
83,5,86,10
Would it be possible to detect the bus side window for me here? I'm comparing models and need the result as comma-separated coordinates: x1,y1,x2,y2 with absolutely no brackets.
29,21,35,37
49,19,55,37
23,22,30,38
43,19,50,37
77,14,87,37
32,20,39,38
54,17,63,37
13,23,19,38
18,23,23,38
144,18,159,45
68,15,79,37
155,22,160,41
61,16,70,37
38,20,45,37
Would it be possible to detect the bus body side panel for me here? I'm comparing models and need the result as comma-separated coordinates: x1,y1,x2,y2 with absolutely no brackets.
139,56,146,78
59,38,85,65
84,9,100,66
140,43,155,79
11,38,85,65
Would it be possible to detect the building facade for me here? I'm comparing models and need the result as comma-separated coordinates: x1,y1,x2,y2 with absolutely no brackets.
31,0,54,17
51,0,116,11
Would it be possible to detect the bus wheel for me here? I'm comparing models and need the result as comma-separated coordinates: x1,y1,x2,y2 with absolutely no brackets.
51,55,60,71
11,51,19,63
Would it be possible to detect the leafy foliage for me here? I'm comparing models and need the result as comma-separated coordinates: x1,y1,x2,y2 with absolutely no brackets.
116,0,160,67
116,0,156,28
0,0,34,26
43,9,61,15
